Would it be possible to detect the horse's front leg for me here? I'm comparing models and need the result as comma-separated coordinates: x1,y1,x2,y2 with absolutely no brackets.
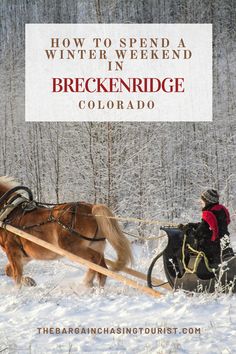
5,242,36,287
5,263,13,277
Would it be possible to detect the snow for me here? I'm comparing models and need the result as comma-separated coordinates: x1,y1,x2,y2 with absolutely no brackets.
0,241,236,354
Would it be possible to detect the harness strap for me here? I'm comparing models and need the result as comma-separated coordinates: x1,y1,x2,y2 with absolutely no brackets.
19,243,29,258
3,199,106,243
55,218,105,242
19,215,106,242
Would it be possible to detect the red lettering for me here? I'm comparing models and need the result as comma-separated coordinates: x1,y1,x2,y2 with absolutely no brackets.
162,78,174,93
52,78,63,92
132,78,144,92
175,78,185,92
52,77,185,93
64,78,76,92
97,78,108,92
150,78,161,92
75,78,85,92
85,78,96,93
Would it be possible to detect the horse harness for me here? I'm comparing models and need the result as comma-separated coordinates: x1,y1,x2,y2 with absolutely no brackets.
0,186,105,257
14,205,105,242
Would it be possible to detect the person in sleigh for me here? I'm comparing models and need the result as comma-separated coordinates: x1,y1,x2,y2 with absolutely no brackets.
181,189,234,266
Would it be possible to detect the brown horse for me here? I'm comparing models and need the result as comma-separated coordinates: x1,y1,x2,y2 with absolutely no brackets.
0,176,132,288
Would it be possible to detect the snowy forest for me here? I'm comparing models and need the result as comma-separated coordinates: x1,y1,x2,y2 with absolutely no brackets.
0,0,236,231
0,2,236,353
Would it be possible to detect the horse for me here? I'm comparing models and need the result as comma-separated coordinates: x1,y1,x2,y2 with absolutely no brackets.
0,176,132,288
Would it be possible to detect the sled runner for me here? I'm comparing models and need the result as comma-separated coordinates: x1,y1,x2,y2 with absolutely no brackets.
147,227,236,293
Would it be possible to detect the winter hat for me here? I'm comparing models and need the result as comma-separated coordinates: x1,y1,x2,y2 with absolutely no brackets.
201,189,219,204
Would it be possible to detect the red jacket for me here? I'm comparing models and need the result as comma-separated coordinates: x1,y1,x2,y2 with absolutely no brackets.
202,204,230,241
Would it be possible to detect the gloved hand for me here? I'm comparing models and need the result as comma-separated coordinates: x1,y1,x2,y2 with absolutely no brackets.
181,223,196,235
178,223,191,233
177,223,185,230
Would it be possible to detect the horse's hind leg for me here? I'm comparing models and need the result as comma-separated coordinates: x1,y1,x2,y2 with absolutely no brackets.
82,251,103,288
82,252,109,288
84,256,107,288
83,269,97,288
97,256,108,288
59,239,103,288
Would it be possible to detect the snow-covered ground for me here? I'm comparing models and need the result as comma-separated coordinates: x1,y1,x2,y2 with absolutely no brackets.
0,237,236,354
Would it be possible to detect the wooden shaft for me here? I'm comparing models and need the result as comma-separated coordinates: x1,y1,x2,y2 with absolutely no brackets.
105,258,171,290
0,222,163,298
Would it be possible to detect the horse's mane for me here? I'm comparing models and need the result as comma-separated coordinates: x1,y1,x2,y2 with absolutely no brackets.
0,176,21,192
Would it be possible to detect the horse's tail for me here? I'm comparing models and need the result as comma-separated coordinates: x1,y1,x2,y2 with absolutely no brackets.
92,204,133,271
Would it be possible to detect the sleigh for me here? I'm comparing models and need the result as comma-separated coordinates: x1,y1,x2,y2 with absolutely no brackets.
147,227,236,293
